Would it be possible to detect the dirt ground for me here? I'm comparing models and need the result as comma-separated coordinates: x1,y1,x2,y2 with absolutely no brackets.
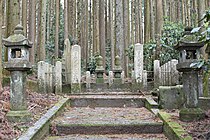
0,86,60,140
166,109,210,140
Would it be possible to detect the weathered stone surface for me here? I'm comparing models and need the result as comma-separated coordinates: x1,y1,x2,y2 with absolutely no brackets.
18,98,69,140
182,71,199,108
52,107,163,135
158,111,192,140
171,59,179,85
64,39,71,84
179,108,205,122
154,60,160,88
134,43,143,83
159,85,185,109
86,71,91,89
143,70,147,90
71,45,81,93
95,55,104,84
6,110,31,122
108,71,114,86
55,61,62,94
38,61,46,93
10,71,27,110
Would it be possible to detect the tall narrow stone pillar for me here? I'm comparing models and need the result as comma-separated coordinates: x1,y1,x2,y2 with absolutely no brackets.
134,43,143,83
154,60,160,88
55,61,62,94
86,71,91,89
71,45,81,93
38,61,46,93
171,59,179,85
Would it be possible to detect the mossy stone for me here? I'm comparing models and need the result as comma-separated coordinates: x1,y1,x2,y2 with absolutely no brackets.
71,83,81,93
179,108,205,122
6,110,31,122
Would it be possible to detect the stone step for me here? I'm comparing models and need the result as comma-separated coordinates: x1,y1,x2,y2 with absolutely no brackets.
46,134,168,140
69,95,146,108
51,107,163,135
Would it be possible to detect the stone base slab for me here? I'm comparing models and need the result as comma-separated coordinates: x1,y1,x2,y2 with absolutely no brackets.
71,83,81,93
6,110,31,122
179,108,205,122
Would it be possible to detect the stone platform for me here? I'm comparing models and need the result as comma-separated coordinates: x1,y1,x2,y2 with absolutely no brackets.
50,107,163,135
46,134,167,140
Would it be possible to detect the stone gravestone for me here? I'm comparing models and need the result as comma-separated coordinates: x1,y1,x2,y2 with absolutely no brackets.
71,45,81,93
109,71,114,86
55,61,62,94
86,71,91,89
64,39,71,84
38,61,46,93
154,60,160,88
134,43,143,83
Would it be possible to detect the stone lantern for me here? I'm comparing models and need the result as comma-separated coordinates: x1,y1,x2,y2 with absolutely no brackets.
113,55,122,83
3,24,32,122
95,55,104,83
175,27,205,122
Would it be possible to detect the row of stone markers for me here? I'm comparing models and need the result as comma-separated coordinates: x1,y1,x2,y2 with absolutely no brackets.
154,59,180,88
38,61,62,93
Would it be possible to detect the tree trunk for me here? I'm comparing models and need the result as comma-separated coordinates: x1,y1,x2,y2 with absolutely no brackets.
116,0,125,70
0,0,3,90
64,0,68,40
6,0,20,61
99,0,106,68
93,0,100,53
123,0,130,76
55,0,60,59
109,0,115,70
139,0,143,43
130,1,135,44
186,0,191,26
150,0,155,41
155,0,163,59
198,0,207,58
22,0,27,36
135,0,140,43
181,0,185,25
170,0,176,22
28,0,36,64
144,0,150,43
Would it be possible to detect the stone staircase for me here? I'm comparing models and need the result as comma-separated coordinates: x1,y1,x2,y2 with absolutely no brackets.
45,92,167,140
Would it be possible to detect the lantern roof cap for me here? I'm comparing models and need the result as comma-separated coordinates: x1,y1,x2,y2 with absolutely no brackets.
175,27,204,50
3,24,32,48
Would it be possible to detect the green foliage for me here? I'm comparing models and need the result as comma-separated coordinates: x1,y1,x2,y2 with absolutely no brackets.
125,44,134,61
191,10,210,44
190,10,210,72
87,52,99,74
143,20,184,71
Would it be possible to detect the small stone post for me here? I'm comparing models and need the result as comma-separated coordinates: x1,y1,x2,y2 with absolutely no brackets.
95,55,104,83
171,59,179,85
3,25,32,122
143,70,147,90
154,60,160,88
108,71,114,86
71,45,81,93
86,71,91,89
134,43,143,83
55,61,62,94
113,55,122,84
